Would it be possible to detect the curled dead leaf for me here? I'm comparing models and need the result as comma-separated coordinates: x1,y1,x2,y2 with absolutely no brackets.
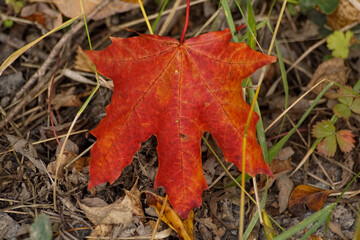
50,87,83,110
47,151,77,179
80,184,143,226
307,58,349,96
253,157,293,193
145,192,194,240
327,0,360,30
288,185,333,217
5,134,47,174
276,175,294,214
74,46,96,73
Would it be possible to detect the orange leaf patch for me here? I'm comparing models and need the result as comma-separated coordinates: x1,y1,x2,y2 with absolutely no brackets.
288,185,333,217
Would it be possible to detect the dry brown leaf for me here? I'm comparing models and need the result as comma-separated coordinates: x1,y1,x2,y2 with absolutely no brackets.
328,222,348,240
276,147,295,161
51,87,82,110
74,46,96,72
288,185,334,217
253,157,293,193
47,151,77,179
307,58,349,96
6,135,48,174
39,120,86,150
80,184,144,226
21,3,62,30
276,175,294,214
145,192,194,240
327,0,360,30
51,0,140,20
90,224,112,238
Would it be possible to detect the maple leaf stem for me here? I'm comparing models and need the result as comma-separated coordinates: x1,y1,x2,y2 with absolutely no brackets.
180,0,190,44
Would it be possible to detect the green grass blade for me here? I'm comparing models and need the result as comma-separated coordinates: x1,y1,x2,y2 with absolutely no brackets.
246,0,256,48
300,219,327,240
151,0,169,32
273,203,335,240
268,82,333,161
243,186,268,238
220,0,240,42
266,21,289,145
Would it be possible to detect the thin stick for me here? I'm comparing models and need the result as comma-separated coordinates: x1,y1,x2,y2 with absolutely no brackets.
158,0,182,36
180,0,190,43
150,195,168,240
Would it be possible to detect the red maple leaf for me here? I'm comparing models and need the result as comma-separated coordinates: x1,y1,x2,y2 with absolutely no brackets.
86,28,276,218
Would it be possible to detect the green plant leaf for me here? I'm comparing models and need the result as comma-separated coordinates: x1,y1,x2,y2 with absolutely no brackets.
317,135,337,157
351,98,360,114
336,130,355,153
333,103,352,118
337,87,354,106
312,120,335,138
326,30,354,58
299,0,339,14
316,0,339,14
30,214,52,240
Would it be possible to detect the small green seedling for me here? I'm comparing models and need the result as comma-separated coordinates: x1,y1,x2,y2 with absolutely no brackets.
5,0,25,14
3,19,14,28
312,120,355,157
327,31,354,59
333,87,360,118
30,214,52,240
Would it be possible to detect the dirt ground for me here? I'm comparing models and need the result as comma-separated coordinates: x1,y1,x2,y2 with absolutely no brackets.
1,0,360,239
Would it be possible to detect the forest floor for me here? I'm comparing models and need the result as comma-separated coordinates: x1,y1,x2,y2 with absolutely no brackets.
1,0,360,239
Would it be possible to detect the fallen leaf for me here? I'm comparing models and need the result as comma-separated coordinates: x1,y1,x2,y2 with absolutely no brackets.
327,0,360,30
51,0,140,20
146,192,193,240
74,46,96,72
39,120,86,150
276,175,294,214
253,157,293,193
5,135,47,174
307,58,349,96
275,146,294,161
328,222,348,240
79,184,143,226
90,224,112,238
47,151,77,179
288,185,333,217
86,28,276,218
50,87,83,110
21,3,62,30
